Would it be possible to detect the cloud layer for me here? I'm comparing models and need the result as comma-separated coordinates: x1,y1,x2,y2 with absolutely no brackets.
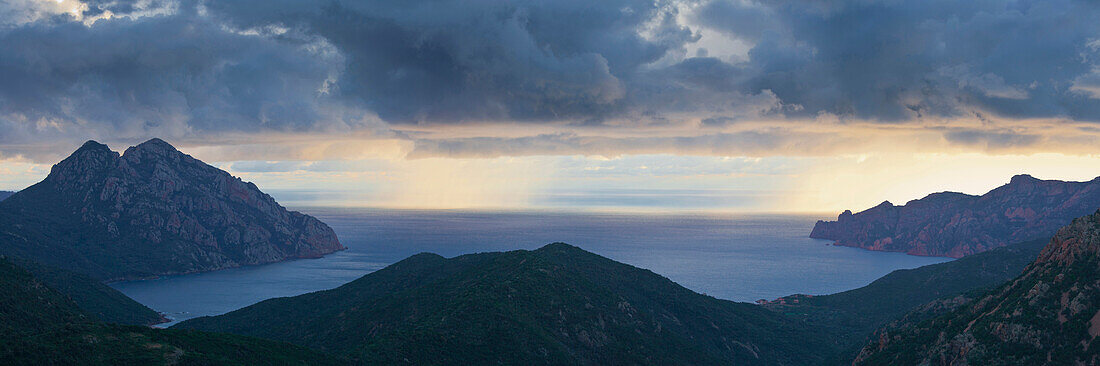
1,0,1100,161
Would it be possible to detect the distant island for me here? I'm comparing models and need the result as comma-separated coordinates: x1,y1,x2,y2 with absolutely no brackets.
0,139,344,281
811,174,1100,257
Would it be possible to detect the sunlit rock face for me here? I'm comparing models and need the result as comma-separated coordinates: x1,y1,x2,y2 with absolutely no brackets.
811,174,1100,258
855,211,1100,365
0,138,343,281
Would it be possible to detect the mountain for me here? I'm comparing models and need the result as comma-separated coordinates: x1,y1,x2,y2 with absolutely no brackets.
0,191,12,201
763,238,1046,361
0,255,347,365
811,174,1100,257
12,258,165,325
0,138,344,281
176,243,835,365
854,210,1100,365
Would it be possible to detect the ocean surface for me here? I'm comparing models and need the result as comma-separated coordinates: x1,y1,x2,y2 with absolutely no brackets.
111,208,951,326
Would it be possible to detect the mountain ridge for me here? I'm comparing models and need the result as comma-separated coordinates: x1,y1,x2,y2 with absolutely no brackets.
811,174,1100,257
11,257,165,325
854,210,1100,364
0,255,348,365
177,242,836,365
0,138,344,281
763,238,1047,362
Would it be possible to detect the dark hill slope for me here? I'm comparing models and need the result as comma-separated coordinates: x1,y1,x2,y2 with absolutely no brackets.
12,258,164,325
0,256,86,337
0,139,343,281
177,243,835,365
0,191,12,201
0,256,346,365
856,211,1100,365
811,174,1100,257
764,239,1046,360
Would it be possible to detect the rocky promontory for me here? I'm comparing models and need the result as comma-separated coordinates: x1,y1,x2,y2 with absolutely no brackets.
0,138,344,281
811,174,1100,257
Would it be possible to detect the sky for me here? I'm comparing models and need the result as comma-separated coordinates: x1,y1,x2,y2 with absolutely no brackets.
2,0,1100,212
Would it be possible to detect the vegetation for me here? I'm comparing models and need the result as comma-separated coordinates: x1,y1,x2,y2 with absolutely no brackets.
13,258,164,325
3,324,347,366
765,239,1046,361
0,256,347,365
178,243,836,365
853,212,1100,364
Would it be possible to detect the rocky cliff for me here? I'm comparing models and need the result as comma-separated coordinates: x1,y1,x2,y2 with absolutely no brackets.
0,139,343,281
811,174,1100,257
854,210,1100,365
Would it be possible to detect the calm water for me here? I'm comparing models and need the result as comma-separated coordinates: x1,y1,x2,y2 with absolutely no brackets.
111,208,951,326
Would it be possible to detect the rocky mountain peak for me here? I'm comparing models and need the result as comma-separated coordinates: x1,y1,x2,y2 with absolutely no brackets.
46,140,120,187
1034,210,1100,266
75,140,112,153
120,138,191,166
1010,173,1039,184
0,138,344,280
127,138,180,155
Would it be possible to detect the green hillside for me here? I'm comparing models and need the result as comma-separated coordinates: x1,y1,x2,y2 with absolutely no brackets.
0,256,346,365
765,239,1046,360
14,258,164,325
178,243,835,365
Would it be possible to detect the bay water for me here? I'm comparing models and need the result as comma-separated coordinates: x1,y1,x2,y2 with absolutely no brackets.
111,208,951,326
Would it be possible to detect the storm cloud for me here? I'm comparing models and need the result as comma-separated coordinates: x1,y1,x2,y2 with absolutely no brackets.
1,0,1100,160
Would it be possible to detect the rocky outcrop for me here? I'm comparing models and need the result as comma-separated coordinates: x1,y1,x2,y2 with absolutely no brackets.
0,139,343,281
854,211,1100,365
811,174,1100,257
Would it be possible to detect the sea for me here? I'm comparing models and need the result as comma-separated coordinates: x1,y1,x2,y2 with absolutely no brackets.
110,208,952,326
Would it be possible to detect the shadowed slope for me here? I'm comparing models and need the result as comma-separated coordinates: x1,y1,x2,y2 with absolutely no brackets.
178,243,835,365
0,256,347,365
856,211,1100,365
765,239,1047,361
12,258,165,325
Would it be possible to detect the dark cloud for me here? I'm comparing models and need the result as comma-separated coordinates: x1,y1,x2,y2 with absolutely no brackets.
941,128,1042,149
1,0,1100,160
698,0,1100,121
197,0,704,123
0,6,364,151
408,129,845,158
701,116,737,127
